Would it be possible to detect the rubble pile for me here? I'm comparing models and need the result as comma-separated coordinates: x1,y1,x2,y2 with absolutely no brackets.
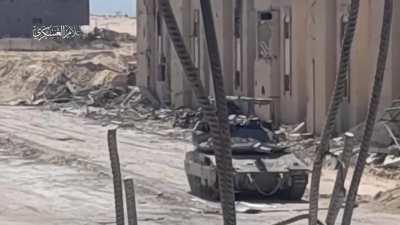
87,27,137,43
44,83,201,131
374,187,400,213
0,53,200,133
348,102,400,169
275,108,400,170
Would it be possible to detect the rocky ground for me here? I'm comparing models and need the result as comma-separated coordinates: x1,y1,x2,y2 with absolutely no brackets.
0,106,399,225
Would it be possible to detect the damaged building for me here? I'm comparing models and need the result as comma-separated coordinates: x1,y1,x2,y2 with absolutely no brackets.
0,0,90,38
136,0,400,134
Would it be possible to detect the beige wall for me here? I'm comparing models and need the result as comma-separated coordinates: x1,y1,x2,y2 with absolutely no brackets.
167,0,193,108
281,0,308,124
236,0,308,124
346,0,399,128
137,0,400,134
215,0,235,95
240,0,256,99
253,0,282,122
305,0,337,134
306,0,400,134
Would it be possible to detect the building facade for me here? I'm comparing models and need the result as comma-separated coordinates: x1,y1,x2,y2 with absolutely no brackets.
0,0,90,38
137,0,400,134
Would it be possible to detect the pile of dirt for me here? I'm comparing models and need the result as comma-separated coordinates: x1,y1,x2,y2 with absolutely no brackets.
374,187,400,213
0,51,134,105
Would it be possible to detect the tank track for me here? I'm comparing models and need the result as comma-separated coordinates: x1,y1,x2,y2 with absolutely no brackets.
187,174,219,201
279,174,308,201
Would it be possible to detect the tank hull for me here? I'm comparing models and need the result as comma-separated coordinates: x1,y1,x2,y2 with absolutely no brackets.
184,150,309,201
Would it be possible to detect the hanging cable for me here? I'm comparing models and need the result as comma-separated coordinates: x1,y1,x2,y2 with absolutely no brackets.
157,0,236,224
309,1,360,224
200,0,236,224
341,1,393,225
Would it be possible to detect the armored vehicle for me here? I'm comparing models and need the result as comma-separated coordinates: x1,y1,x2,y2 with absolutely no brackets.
184,97,309,201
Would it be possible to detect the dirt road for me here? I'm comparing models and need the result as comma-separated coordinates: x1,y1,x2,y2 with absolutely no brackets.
0,106,399,225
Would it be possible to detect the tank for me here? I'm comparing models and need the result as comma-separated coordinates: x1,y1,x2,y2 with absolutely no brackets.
184,98,310,201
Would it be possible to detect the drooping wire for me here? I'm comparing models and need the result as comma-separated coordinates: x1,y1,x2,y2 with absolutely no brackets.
309,0,360,224
341,1,393,225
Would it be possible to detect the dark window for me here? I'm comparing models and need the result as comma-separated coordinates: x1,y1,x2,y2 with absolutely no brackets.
284,12,292,95
234,0,242,38
284,19,290,39
261,86,266,96
284,75,291,92
234,0,243,90
193,10,199,37
192,10,200,68
259,12,272,21
159,56,166,82
257,11,273,60
235,71,240,89
157,12,162,37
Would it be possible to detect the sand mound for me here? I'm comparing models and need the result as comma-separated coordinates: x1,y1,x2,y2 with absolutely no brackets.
0,51,133,104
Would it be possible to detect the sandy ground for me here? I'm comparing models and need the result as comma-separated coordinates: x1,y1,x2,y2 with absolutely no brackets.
0,106,399,225
0,13,397,225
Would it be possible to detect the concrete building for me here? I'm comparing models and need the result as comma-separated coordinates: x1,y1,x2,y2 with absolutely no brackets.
305,0,400,133
0,0,90,38
137,0,400,134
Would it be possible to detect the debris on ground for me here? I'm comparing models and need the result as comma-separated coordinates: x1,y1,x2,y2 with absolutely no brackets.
0,52,199,137
87,27,137,43
346,101,400,168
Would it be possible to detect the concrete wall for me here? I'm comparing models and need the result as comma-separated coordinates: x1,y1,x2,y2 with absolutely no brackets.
281,0,308,124
218,0,235,95
139,0,235,108
167,0,193,107
252,0,282,122
305,0,338,134
0,0,89,38
136,0,156,89
305,0,400,134
190,0,211,98
242,0,306,124
241,0,256,100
